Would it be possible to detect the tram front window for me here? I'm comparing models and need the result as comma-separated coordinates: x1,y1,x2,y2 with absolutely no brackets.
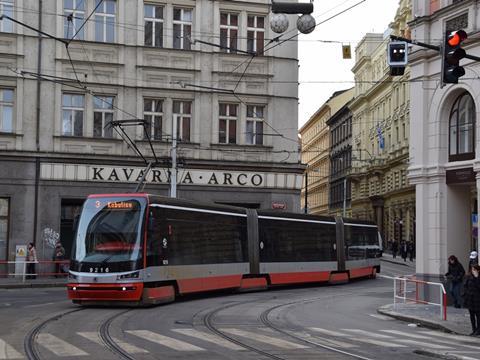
71,197,146,273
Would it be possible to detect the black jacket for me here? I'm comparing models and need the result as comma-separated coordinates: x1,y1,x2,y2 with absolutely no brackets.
445,262,465,283
463,275,480,312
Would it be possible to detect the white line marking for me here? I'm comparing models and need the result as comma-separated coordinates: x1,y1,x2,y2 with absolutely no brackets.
220,328,309,349
0,339,23,359
304,335,358,349
369,314,393,320
308,328,350,337
419,331,480,345
37,333,88,356
126,330,205,351
395,339,452,349
341,329,392,339
172,329,244,350
350,337,407,348
77,332,148,354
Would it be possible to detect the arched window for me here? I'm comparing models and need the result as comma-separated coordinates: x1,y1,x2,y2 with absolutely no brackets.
449,92,475,161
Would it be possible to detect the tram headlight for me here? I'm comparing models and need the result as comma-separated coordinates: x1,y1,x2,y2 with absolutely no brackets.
117,271,140,280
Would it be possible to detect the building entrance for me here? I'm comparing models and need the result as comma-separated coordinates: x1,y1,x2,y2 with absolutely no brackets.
60,199,84,259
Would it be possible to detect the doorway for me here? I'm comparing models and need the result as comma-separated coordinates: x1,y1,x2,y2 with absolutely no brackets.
60,199,84,259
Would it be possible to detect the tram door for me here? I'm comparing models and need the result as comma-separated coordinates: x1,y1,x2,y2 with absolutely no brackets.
60,199,84,258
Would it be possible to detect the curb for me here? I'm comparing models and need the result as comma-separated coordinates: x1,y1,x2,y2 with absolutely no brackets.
377,306,460,334
414,349,475,360
380,258,411,267
0,282,66,289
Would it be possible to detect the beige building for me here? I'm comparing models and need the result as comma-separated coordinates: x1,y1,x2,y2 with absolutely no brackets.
300,89,354,215
349,0,414,248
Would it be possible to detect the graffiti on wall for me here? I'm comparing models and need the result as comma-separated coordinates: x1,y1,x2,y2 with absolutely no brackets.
42,227,60,249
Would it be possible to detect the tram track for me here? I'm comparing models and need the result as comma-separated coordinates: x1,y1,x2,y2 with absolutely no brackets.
24,308,86,360
99,309,135,360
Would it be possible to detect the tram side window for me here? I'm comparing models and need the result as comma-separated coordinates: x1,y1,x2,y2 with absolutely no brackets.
146,208,165,266
165,209,248,265
345,225,379,260
259,219,336,262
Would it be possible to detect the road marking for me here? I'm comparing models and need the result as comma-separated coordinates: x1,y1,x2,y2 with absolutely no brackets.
172,328,244,350
37,333,88,356
395,339,452,349
350,337,407,348
419,331,480,345
77,332,148,354
0,339,23,359
304,335,358,349
126,330,205,351
308,327,350,337
220,328,309,349
341,329,392,339
368,314,392,321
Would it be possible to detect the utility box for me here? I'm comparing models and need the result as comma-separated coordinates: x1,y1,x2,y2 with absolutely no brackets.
15,245,27,277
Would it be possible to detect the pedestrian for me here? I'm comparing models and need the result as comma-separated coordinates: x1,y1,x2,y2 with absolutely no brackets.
400,241,407,262
445,255,465,308
407,241,415,262
392,240,398,259
469,251,478,268
463,264,480,336
26,242,37,280
53,241,66,278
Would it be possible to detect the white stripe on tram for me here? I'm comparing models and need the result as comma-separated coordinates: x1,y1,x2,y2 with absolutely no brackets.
258,216,335,225
0,339,23,359
149,204,247,217
37,333,88,357
126,330,205,351
77,332,148,354
343,223,378,228
220,328,309,349
172,329,245,350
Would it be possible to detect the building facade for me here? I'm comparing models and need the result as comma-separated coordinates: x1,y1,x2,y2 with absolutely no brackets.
327,102,353,217
300,88,354,215
349,0,414,249
0,0,302,263
409,0,480,278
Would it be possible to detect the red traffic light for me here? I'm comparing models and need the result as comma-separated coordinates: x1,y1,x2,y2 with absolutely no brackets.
447,30,467,47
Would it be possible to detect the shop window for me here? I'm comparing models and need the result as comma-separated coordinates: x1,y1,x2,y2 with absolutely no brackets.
449,92,475,162
0,198,9,261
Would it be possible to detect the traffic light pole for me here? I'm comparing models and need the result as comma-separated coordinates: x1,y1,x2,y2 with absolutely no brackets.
390,35,480,62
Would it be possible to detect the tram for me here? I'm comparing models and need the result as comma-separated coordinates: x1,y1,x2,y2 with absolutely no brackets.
67,193,382,305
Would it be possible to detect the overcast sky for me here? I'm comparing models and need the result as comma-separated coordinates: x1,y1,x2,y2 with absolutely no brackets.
297,0,400,128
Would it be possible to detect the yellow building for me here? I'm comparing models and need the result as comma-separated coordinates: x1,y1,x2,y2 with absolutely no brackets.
300,89,354,215
349,0,413,247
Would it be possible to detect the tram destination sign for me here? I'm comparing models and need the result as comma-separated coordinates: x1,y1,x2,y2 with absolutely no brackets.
40,163,303,190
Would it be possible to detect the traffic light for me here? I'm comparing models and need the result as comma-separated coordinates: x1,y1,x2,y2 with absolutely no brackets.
387,41,408,76
442,30,467,84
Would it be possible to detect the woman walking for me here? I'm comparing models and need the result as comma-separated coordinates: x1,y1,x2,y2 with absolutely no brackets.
26,242,37,279
463,264,480,336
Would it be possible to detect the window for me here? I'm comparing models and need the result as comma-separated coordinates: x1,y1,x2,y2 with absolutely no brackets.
220,12,238,53
62,93,84,136
449,92,475,161
95,0,115,42
219,103,237,144
0,0,13,33
93,96,114,138
144,99,163,140
247,15,265,54
246,105,264,145
144,4,163,47
173,8,192,50
0,198,8,261
173,100,191,142
0,89,13,133
64,0,85,40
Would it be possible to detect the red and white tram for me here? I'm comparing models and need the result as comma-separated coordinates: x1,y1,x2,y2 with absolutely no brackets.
67,194,382,305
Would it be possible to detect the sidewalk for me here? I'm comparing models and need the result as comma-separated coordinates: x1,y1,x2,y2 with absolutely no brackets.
0,277,67,289
378,303,471,335
381,252,416,267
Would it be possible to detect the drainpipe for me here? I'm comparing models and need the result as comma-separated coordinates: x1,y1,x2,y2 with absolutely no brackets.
32,0,43,246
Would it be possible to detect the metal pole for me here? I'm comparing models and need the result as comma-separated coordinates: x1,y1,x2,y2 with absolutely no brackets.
170,115,177,198
343,177,347,217
304,171,308,214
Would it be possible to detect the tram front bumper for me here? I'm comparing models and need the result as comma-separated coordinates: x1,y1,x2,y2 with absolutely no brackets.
67,282,144,301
